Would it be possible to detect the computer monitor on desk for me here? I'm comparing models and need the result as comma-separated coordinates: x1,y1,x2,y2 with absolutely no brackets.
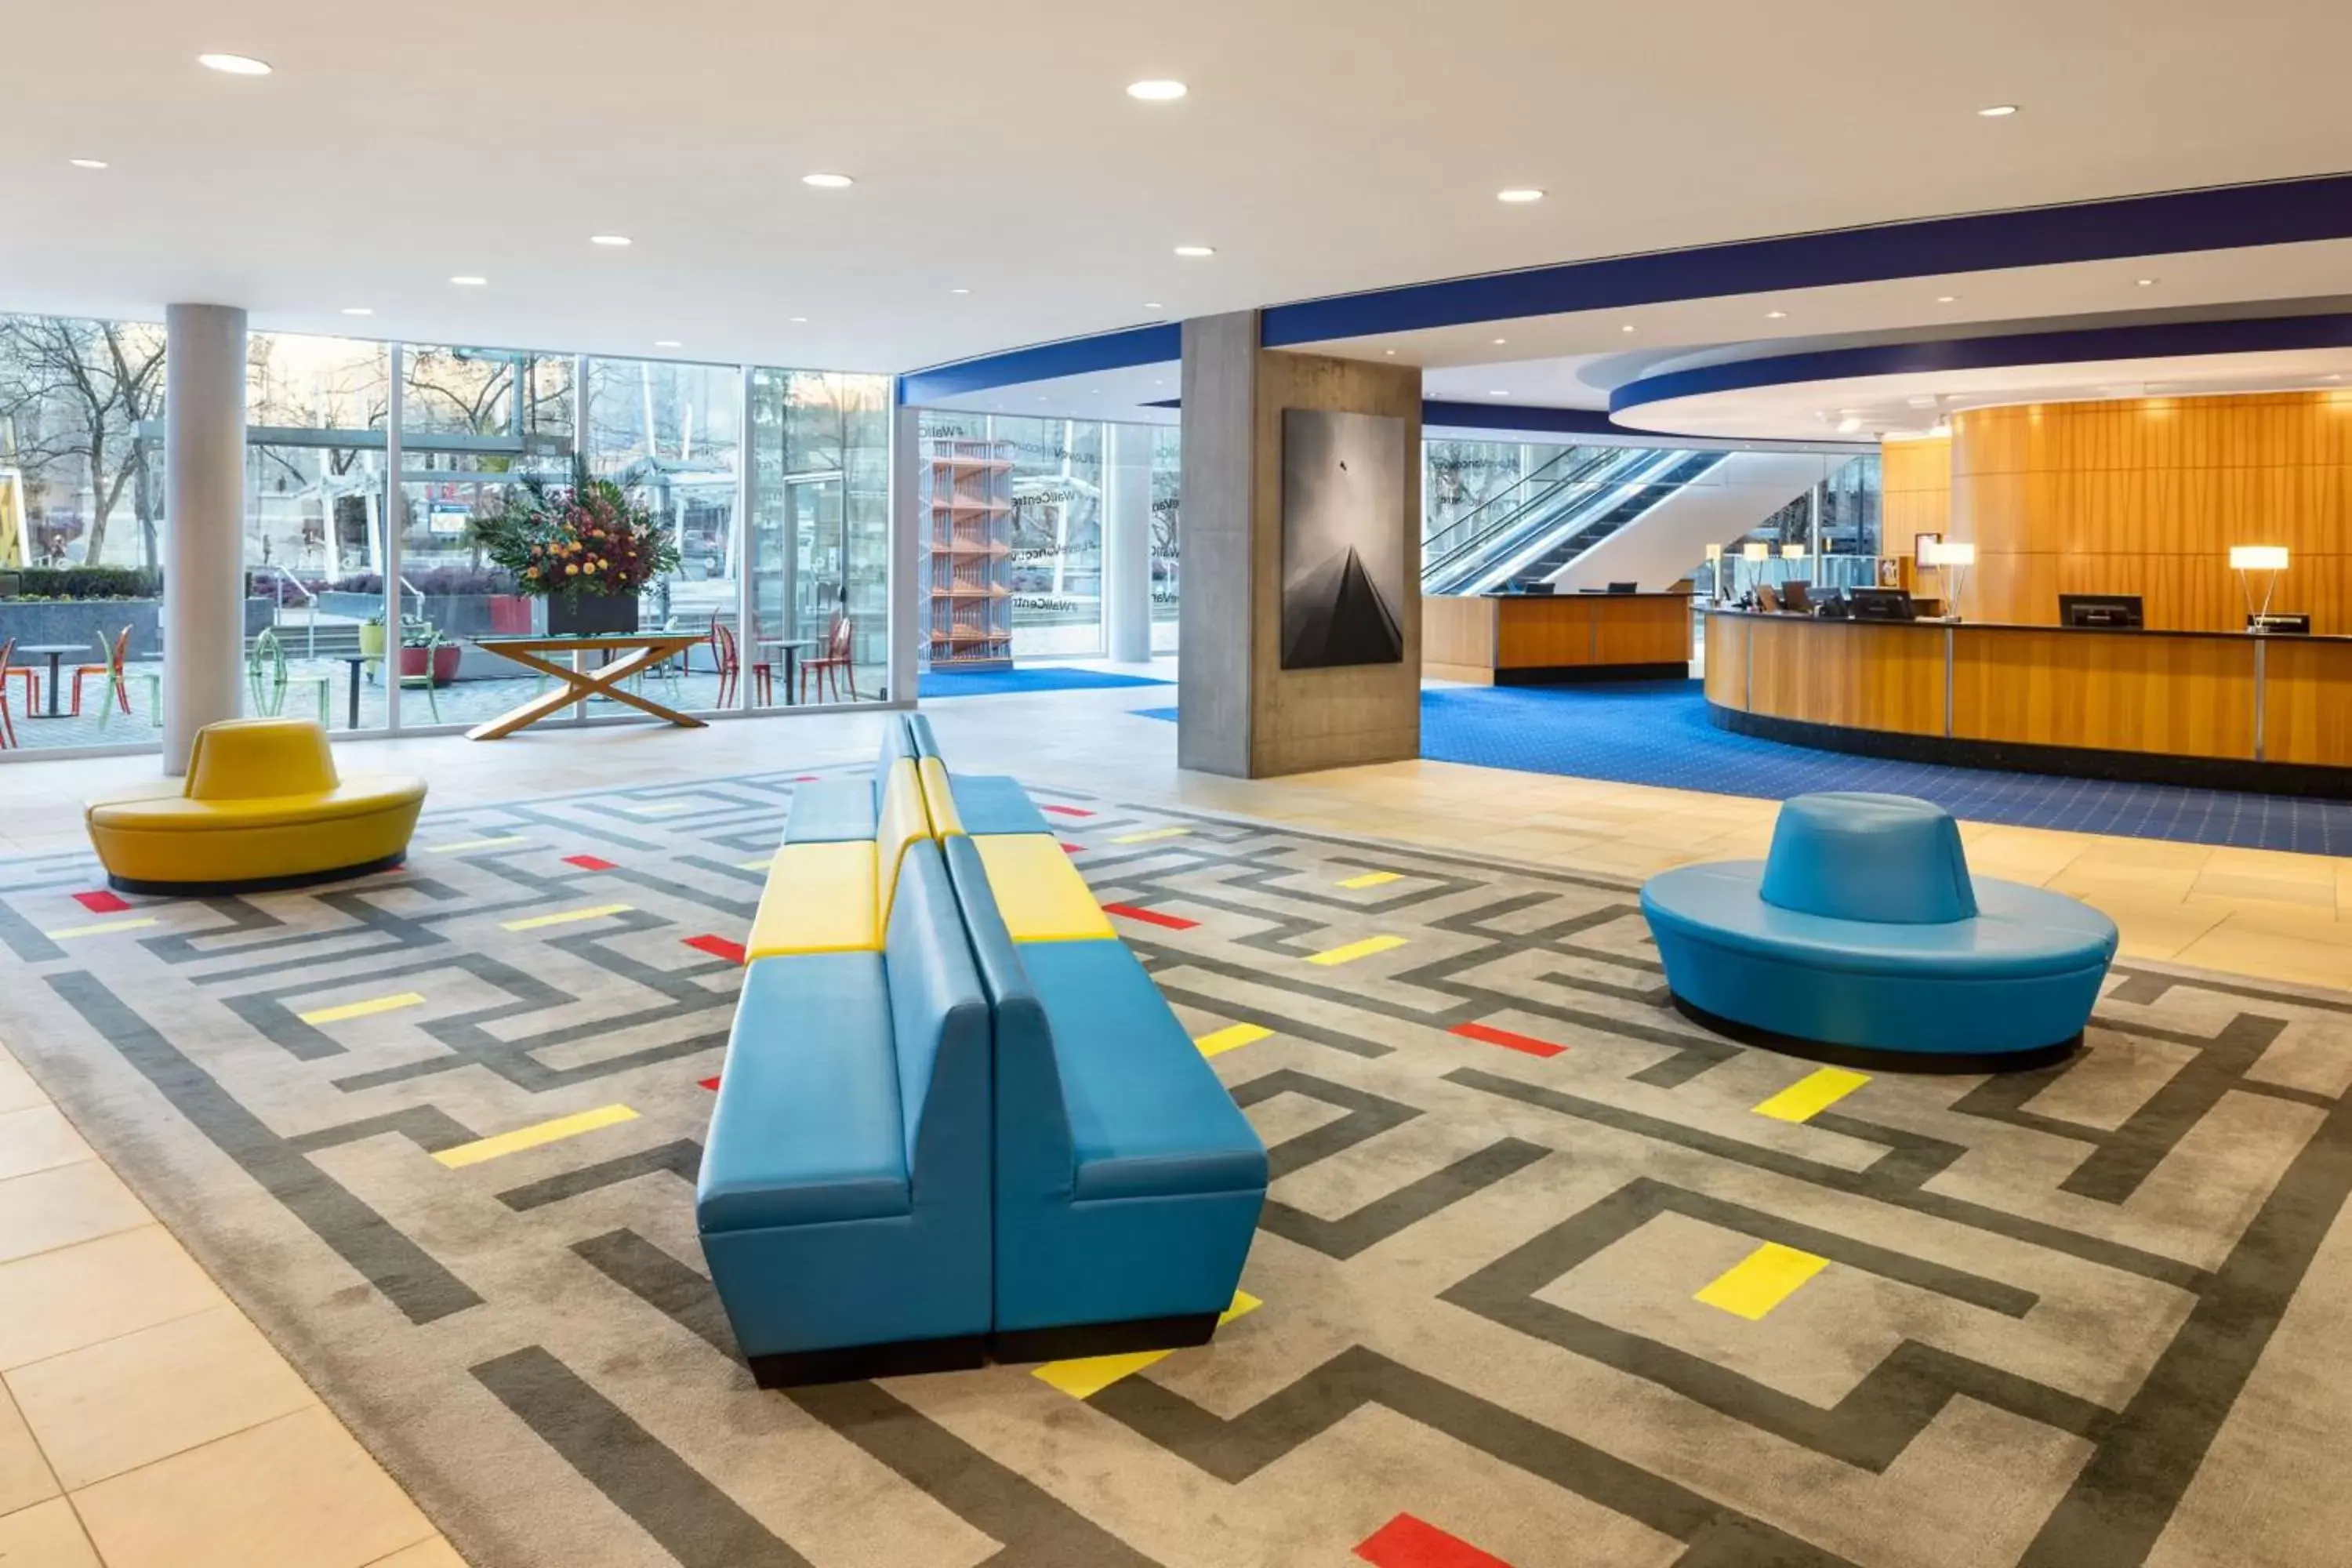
1846,587,1915,622
1606,582,1638,594
2060,594,2143,630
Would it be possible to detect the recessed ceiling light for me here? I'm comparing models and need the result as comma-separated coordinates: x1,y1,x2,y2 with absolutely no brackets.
198,53,272,76
1488,390,1510,397
1174,245,1215,258
950,287,971,296
340,307,373,317
590,234,632,247
1936,295,1959,303
1144,301,1164,310
1977,103,2018,117
1765,310,1788,320
2136,277,2158,287
802,172,854,189
1621,324,1636,333
450,275,487,287
1497,188,1544,203
1127,79,1187,101
1492,337,1508,345
1384,350,1397,356
67,158,108,170
653,339,681,348
1836,416,1864,434
789,315,808,323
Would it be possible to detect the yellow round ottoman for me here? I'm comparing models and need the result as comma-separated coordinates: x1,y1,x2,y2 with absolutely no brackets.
86,718,427,894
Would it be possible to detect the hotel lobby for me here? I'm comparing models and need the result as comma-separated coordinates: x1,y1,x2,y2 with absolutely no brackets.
5,7,2352,1567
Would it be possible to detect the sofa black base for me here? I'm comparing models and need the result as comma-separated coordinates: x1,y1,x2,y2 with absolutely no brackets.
991,1311,1221,1366
107,851,411,898
747,1333,990,1388
1668,993,2082,1076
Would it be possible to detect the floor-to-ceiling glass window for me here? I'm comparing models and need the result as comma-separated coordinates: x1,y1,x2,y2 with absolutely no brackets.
0,311,167,750
1150,423,1181,654
579,358,737,712
393,343,575,729
914,410,1107,660
750,369,891,706
242,332,394,733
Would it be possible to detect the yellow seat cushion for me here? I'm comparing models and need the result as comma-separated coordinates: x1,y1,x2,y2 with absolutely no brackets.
746,840,881,959
876,759,934,927
972,833,1115,942
916,757,963,837
187,717,341,799
88,778,426,832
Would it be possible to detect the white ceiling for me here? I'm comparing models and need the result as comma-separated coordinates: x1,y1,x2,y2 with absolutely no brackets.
5,1,2352,375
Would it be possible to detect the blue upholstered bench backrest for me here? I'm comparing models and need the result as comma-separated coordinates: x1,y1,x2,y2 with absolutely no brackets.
881,840,993,1180
938,835,1077,1200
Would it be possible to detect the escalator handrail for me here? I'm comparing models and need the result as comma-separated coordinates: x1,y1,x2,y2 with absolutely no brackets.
1462,448,1730,593
1423,446,1663,586
1443,448,1690,592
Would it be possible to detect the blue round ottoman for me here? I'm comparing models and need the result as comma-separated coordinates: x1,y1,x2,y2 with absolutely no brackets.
1640,793,2116,1070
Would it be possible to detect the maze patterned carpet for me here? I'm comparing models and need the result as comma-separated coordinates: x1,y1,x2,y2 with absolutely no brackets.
3,770,2350,1568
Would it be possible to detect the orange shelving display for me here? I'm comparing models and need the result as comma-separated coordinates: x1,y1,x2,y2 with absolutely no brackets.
917,437,1015,670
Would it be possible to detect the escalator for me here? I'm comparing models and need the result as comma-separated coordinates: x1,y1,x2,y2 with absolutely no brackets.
1492,451,1729,588
1421,446,1666,595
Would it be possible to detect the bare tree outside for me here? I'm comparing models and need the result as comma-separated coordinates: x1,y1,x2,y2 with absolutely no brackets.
0,314,168,569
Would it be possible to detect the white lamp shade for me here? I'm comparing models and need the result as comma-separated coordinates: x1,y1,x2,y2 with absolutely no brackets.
1705,543,1723,561
1743,542,1770,562
1935,541,1976,566
1780,543,1807,560
2230,545,2289,571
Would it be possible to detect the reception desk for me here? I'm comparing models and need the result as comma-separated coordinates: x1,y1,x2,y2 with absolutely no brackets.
1425,592,1693,684
1703,607,2352,790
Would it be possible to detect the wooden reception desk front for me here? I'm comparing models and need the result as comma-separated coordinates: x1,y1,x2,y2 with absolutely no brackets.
1703,606,2352,789
1425,591,1693,684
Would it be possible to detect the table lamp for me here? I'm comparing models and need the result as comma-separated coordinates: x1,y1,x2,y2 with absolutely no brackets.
1742,540,1769,602
1928,539,1974,620
2231,545,2289,630
1705,542,1724,602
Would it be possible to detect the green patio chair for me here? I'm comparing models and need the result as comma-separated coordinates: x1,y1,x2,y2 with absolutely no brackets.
247,629,331,724
398,630,446,724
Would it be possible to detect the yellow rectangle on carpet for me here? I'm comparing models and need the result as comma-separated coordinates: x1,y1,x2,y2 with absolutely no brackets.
1196,1024,1272,1058
972,834,1114,942
746,840,880,958
1751,1067,1869,1123
299,993,425,1026
501,903,633,933
1307,935,1406,967
1338,871,1402,889
434,1105,640,1169
1694,1243,1827,1319
1032,1291,1261,1398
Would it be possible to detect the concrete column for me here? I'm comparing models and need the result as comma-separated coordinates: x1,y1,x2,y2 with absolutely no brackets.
1178,311,1422,779
162,304,249,775
1102,420,1155,662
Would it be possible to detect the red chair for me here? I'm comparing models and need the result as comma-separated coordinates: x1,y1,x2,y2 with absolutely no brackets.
711,622,771,709
71,625,134,717
0,639,24,749
800,612,858,705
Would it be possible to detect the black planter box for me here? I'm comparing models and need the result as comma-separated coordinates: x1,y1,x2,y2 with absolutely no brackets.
544,593,641,637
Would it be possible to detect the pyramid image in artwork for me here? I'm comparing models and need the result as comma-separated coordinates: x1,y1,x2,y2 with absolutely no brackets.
1282,544,1404,669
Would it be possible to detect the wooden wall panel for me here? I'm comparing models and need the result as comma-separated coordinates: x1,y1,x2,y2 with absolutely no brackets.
2260,638,2352,768
1948,391,2352,631
1495,598,1598,669
1746,618,1946,736
1949,630,2256,759
1420,594,1495,682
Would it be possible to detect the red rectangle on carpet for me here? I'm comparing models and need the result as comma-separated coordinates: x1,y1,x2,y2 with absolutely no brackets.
1449,1021,1566,1058
684,935,746,965
1042,804,1093,818
73,891,132,914
1061,843,1086,854
699,1076,720,1091
1355,1513,1514,1568
563,855,618,872
1102,902,1198,931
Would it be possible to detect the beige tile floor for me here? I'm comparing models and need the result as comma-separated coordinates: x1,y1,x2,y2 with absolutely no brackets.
0,671,2347,1563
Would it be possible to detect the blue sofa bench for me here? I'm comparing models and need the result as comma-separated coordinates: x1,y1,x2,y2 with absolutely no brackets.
938,818,1267,1360
1641,792,2117,1070
697,837,995,1385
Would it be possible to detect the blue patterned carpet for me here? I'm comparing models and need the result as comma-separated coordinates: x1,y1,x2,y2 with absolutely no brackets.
922,666,1173,698
1136,681,2352,855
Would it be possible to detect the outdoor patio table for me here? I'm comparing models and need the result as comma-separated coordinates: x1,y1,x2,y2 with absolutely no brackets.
15,644,86,718
758,639,818,706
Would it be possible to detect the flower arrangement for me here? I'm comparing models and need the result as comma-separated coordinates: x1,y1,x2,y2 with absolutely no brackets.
465,461,678,601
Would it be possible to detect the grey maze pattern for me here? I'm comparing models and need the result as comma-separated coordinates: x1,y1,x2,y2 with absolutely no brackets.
3,766,2350,1567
